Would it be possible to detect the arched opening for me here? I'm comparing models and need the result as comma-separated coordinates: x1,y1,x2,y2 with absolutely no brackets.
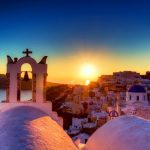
20,63,32,102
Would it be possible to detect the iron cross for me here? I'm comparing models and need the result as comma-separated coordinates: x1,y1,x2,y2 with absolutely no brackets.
22,49,32,57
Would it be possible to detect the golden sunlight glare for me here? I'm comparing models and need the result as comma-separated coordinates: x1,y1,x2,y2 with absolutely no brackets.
81,64,97,77
85,79,90,85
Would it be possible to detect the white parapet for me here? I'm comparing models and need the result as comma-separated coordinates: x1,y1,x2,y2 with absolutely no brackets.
0,102,63,127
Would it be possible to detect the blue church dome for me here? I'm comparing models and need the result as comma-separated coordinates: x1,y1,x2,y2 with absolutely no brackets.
128,85,146,93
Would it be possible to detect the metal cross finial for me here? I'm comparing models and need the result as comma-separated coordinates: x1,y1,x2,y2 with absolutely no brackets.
22,49,32,57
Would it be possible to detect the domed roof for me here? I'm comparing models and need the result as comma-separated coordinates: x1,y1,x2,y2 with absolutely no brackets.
0,106,78,150
85,116,150,150
128,85,146,93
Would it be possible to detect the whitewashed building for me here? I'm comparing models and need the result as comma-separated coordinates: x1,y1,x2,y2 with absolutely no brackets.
126,85,148,105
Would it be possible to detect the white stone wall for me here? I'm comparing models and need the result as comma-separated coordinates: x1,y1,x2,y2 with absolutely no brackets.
0,102,63,127
126,92,148,105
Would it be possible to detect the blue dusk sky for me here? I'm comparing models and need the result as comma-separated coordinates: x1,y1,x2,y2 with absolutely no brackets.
0,0,150,84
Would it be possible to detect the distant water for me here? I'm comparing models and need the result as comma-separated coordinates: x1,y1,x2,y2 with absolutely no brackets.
0,90,32,102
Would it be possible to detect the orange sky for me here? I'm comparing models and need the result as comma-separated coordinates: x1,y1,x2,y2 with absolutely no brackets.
0,47,150,85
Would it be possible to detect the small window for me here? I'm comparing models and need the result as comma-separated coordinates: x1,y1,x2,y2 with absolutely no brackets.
137,96,139,101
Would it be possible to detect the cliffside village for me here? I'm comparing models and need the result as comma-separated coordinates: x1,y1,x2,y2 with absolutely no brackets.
57,71,150,144
1,70,150,145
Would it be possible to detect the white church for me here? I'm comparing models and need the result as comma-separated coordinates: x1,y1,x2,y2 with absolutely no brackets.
126,84,148,105
1,49,150,150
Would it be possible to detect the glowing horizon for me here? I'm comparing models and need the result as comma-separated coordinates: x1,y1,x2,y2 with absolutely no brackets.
0,47,150,85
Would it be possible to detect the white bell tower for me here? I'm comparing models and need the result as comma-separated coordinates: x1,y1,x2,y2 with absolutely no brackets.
6,49,47,103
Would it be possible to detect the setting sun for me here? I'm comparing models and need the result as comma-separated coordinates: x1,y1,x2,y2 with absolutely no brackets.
80,63,98,78
83,64,94,76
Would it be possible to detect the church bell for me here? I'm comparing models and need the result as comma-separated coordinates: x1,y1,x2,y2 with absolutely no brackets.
23,71,30,81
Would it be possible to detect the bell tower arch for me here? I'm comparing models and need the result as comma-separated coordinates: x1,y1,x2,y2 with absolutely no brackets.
6,49,48,103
